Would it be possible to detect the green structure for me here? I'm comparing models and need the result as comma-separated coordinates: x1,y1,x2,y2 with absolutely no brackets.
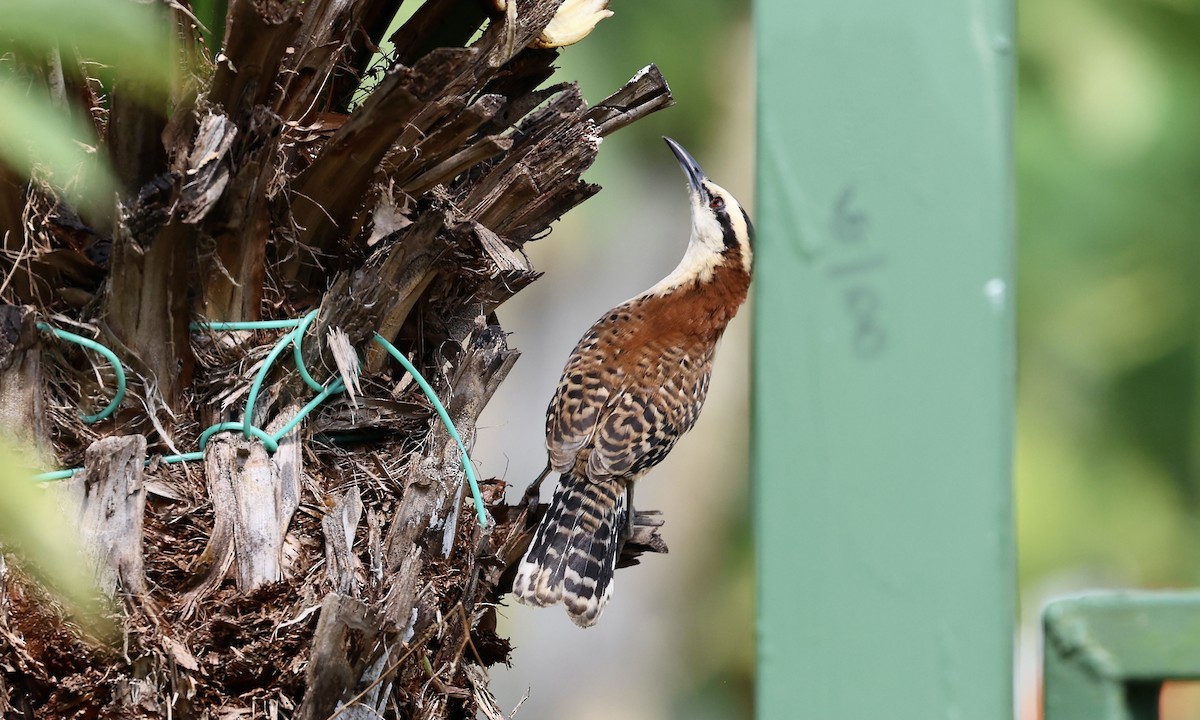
753,1,1016,717
1044,593,1200,719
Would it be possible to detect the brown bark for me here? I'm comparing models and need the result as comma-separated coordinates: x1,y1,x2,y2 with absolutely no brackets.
193,109,279,321
102,218,198,411
0,165,26,253
108,85,168,197
0,1,673,717
0,306,50,457
66,435,150,599
211,0,304,115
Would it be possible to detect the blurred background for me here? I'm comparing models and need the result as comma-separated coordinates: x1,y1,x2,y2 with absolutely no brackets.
486,0,1200,717
1017,0,1200,717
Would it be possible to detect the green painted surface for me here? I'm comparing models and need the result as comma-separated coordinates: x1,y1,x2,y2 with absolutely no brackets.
1044,593,1200,720
753,1,1016,718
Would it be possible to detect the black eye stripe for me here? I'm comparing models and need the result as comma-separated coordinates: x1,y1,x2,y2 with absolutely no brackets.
717,209,737,250
740,207,754,245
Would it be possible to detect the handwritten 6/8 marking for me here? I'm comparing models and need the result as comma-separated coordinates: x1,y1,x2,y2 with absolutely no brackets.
843,285,886,358
829,186,887,359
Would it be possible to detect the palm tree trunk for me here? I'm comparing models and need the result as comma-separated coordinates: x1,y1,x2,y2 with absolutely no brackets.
0,0,669,717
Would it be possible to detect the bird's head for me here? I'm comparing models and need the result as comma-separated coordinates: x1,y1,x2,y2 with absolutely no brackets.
652,137,753,293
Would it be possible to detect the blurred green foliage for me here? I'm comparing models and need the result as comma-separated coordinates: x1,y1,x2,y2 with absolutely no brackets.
0,0,171,625
555,0,751,153
1017,0,1200,590
0,447,107,626
0,0,175,211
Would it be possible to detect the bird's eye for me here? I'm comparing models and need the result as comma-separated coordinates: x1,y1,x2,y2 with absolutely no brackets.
709,196,725,211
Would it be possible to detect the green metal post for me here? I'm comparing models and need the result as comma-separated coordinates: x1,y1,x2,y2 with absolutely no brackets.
1044,593,1200,720
753,1,1016,718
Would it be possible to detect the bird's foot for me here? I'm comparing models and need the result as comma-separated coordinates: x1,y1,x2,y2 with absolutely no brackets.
520,462,551,526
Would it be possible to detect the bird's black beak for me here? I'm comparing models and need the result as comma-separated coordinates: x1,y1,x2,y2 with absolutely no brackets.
664,137,706,198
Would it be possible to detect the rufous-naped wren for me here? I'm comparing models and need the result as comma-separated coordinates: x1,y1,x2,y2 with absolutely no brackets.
512,137,753,627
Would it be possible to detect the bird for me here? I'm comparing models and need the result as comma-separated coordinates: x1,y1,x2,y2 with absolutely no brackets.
511,137,753,627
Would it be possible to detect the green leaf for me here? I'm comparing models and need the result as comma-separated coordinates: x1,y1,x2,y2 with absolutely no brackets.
0,74,116,211
0,443,110,628
0,0,175,94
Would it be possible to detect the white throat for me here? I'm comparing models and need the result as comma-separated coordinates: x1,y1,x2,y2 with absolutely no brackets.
642,234,723,297
633,182,750,300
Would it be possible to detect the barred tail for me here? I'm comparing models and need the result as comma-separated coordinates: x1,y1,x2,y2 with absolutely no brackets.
512,473,627,628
